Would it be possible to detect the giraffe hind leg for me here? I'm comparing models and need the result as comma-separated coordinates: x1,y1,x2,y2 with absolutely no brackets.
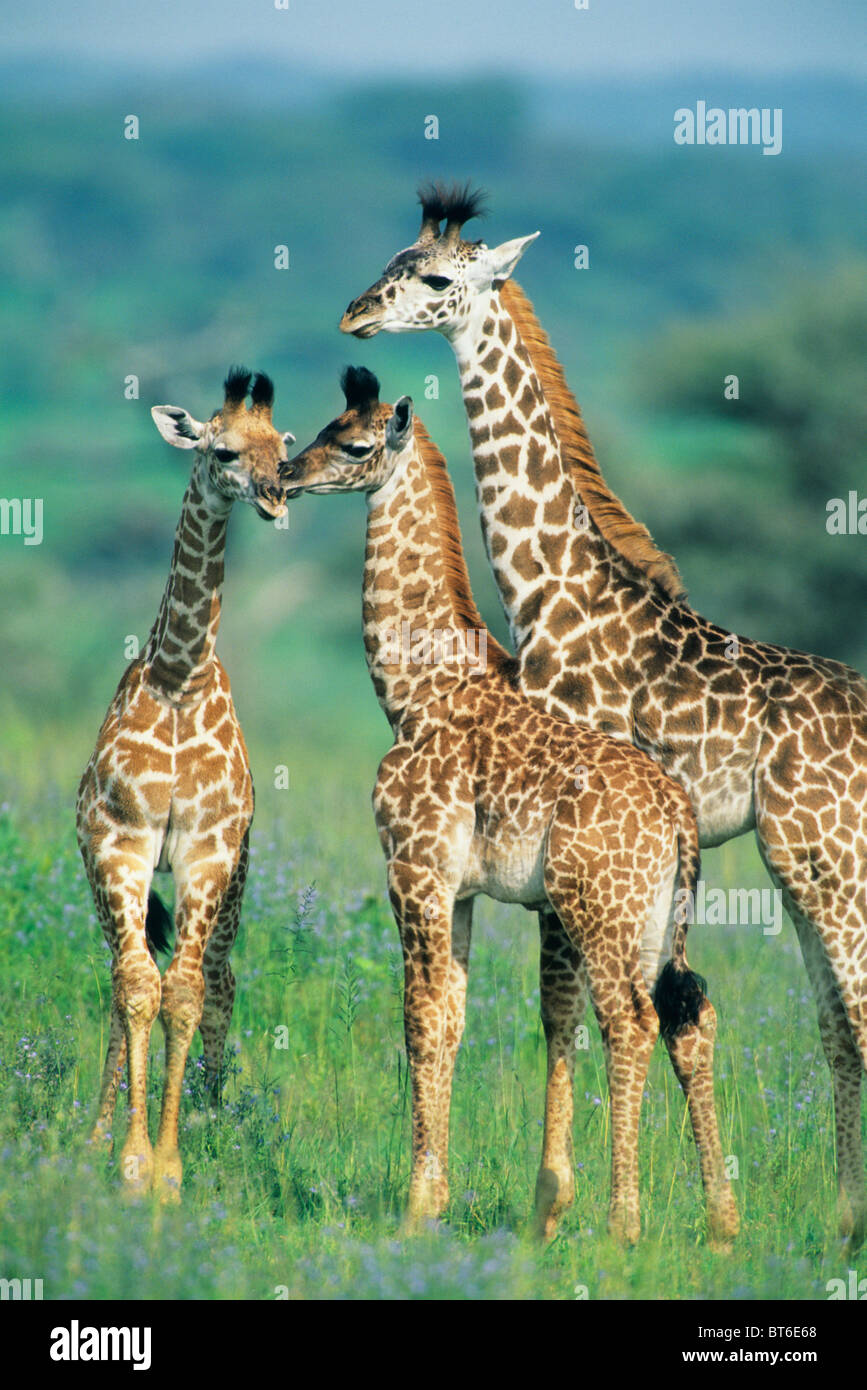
545,867,659,1246
534,906,587,1241
199,834,249,1106
640,860,739,1247
756,798,866,1249
788,909,863,1248
89,995,127,1150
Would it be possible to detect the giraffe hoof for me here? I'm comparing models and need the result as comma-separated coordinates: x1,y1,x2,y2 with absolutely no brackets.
707,1203,740,1251
87,1125,114,1153
153,1151,183,1203
841,1215,866,1255
606,1213,640,1246
533,1167,573,1242
533,1215,560,1244
119,1149,155,1198
157,1176,182,1206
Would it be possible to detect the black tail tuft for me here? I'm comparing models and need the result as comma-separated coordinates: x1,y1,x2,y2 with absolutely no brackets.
145,890,174,956
653,960,707,1040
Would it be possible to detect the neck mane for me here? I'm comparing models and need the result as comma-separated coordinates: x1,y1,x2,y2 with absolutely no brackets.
412,417,514,674
501,278,687,605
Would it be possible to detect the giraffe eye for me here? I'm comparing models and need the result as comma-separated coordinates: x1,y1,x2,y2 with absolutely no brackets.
421,275,452,292
214,447,238,463
342,443,372,460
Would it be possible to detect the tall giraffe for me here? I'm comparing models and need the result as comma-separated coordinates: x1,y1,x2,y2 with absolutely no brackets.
280,365,737,1244
76,368,292,1199
340,183,867,1246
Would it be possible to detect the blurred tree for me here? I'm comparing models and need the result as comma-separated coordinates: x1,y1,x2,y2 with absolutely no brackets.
636,264,867,667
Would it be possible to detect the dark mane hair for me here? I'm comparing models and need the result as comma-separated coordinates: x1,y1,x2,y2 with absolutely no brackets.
501,280,687,604
341,365,380,413
417,180,487,232
411,415,516,677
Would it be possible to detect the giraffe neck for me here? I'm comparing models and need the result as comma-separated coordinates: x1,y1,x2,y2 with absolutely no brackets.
447,289,623,649
362,436,491,734
145,462,232,703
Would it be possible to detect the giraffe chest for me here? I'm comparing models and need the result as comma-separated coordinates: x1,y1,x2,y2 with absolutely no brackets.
81,674,253,873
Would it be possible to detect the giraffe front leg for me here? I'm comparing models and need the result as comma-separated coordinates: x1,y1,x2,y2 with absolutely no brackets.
534,907,586,1241
388,861,455,1229
431,898,473,1197
152,861,230,1202
116,946,162,1196
85,850,161,1194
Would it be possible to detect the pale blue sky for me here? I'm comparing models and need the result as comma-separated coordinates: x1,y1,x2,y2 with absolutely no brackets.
4,0,864,76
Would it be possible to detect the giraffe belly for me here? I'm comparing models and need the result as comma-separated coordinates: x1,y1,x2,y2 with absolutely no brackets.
688,772,756,847
461,828,548,907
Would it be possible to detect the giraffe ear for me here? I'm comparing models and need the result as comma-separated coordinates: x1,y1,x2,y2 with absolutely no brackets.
151,405,205,450
386,396,414,452
483,232,540,285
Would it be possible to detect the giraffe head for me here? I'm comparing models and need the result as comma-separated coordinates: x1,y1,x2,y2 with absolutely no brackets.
151,368,293,519
340,182,539,341
280,367,412,497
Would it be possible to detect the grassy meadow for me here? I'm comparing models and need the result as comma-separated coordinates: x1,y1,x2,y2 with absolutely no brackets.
0,754,854,1301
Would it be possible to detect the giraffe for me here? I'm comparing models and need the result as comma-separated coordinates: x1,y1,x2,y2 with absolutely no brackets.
279,365,737,1244
76,367,292,1200
340,182,867,1247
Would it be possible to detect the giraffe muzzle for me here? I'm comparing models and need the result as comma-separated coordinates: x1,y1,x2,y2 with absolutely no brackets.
340,300,383,338
253,485,288,520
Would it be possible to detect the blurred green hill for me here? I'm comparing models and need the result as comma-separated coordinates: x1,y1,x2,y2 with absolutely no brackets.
0,67,864,796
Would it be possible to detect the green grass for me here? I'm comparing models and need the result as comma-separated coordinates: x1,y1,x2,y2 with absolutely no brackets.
0,765,859,1302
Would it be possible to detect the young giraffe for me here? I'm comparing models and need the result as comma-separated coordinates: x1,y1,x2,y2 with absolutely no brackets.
77,367,292,1199
340,183,867,1246
280,365,735,1244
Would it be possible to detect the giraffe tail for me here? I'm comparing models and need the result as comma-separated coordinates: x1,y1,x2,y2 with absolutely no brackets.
652,793,707,1040
145,889,174,956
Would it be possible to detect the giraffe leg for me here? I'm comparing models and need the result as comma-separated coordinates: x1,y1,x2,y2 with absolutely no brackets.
546,870,658,1245
791,910,865,1248
662,1000,739,1249
199,833,248,1106
534,906,587,1241
585,957,658,1245
89,996,127,1150
152,860,232,1202
387,860,455,1228
84,848,161,1194
90,913,167,1149
756,799,867,1249
639,877,739,1247
598,973,658,1245
430,898,473,1198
